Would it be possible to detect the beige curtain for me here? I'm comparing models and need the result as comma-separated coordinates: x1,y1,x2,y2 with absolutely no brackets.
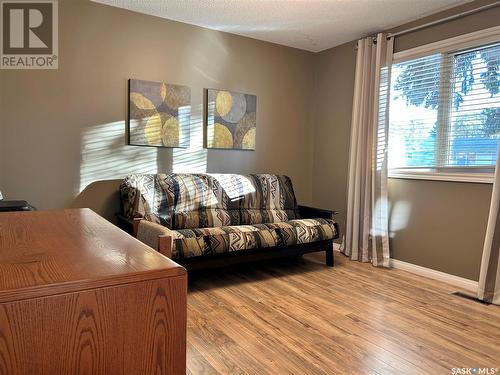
341,33,393,267
478,150,500,305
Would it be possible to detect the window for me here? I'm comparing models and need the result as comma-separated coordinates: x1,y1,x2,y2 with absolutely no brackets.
388,35,500,182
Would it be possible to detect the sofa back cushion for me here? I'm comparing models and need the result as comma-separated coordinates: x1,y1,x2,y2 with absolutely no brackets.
217,174,298,225
121,173,298,229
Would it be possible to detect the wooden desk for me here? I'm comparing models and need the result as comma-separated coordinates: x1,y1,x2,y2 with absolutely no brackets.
0,208,187,374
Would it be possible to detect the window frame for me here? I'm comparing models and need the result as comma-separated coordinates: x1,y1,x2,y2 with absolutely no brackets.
388,25,500,183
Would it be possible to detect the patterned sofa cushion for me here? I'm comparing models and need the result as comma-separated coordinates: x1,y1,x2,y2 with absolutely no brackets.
169,218,337,260
121,173,234,228
121,174,157,222
209,173,298,225
120,173,299,229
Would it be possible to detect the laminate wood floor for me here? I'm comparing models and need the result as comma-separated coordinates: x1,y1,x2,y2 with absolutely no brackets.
186,252,500,375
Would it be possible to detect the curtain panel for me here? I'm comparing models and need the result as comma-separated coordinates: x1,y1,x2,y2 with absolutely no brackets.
478,150,500,305
341,33,393,267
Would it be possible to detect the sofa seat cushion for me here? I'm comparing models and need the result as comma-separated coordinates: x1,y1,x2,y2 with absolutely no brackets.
170,218,337,260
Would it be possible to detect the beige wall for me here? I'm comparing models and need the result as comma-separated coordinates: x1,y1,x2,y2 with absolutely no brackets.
311,1,500,280
311,42,357,234
0,0,315,221
388,179,492,281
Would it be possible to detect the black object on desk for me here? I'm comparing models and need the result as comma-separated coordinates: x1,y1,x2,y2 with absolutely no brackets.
0,200,35,212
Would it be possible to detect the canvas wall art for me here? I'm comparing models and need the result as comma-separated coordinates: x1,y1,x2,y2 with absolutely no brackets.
206,89,256,150
128,79,190,148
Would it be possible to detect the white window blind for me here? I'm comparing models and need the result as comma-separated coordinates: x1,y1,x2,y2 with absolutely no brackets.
388,42,500,174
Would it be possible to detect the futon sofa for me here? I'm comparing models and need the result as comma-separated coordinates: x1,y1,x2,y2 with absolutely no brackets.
119,173,339,270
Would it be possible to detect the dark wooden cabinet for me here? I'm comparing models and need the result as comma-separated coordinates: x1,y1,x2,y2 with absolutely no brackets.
0,209,187,375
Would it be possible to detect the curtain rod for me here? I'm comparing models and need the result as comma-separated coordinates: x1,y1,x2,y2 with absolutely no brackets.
387,1,500,38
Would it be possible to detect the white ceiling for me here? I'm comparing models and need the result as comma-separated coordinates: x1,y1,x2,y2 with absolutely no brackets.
94,0,473,52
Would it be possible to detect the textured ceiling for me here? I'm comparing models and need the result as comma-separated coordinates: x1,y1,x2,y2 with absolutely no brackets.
94,0,472,52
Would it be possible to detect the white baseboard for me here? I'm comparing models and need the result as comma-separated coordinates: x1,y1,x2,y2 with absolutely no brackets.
333,243,477,292
390,258,478,292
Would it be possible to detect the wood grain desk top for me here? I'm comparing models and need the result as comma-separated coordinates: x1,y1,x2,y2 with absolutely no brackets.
0,208,185,303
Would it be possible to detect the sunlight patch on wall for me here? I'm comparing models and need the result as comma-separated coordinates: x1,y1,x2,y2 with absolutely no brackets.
189,31,228,84
389,200,412,237
371,197,390,238
173,104,207,173
79,121,158,193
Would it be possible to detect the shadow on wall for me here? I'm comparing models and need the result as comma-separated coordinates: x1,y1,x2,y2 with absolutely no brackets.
73,104,209,222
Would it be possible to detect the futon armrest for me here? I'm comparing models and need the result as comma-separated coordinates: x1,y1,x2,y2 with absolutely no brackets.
135,219,176,258
298,205,338,220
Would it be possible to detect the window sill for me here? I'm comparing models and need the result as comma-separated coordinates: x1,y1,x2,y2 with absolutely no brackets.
388,170,494,184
